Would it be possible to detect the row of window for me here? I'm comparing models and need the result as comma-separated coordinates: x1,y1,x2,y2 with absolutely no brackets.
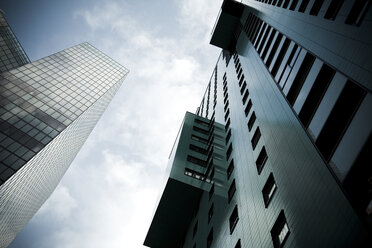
254,0,370,26
231,53,289,248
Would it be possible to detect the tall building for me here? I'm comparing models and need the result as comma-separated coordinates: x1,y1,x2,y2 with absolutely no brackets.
145,0,371,247
0,11,128,247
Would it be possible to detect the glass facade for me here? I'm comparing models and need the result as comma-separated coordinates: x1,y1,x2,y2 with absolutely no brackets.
0,10,29,73
0,15,128,246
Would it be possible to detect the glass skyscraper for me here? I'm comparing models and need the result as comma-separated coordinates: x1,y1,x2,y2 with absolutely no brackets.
145,0,371,247
0,11,128,247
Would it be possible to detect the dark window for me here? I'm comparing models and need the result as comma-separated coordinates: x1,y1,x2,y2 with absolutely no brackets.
190,144,208,155
228,179,237,203
242,90,249,104
207,228,213,248
238,76,244,87
224,101,229,112
193,126,209,135
192,135,208,144
251,127,261,150
245,100,253,117
226,143,233,160
225,118,231,131
298,64,335,128
271,38,291,78
225,109,230,121
283,0,290,8
235,239,242,248
248,111,256,131
226,129,232,144
271,210,290,248
261,29,276,60
257,25,271,53
345,0,370,26
187,155,207,167
193,243,196,248
256,146,268,174
195,118,210,127
193,221,198,238
224,93,229,104
208,203,214,223
209,183,215,200
277,0,284,7
315,81,365,161
298,0,310,12
227,159,234,180
286,53,315,105
240,81,247,95
262,173,277,207
265,33,283,67
289,0,298,10
309,0,324,15
343,134,372,219
229,205,239,234
324,0,344,20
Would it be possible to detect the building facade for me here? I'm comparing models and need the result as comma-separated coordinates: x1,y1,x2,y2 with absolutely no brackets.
145,0,371,247
0,12,128,247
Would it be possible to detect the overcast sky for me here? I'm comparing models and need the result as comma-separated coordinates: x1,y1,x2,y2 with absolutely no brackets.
1,0,222,247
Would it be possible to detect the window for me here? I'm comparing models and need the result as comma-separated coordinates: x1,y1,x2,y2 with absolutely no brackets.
265,33,283,67
245,100,253,117
225,118,231,131
282,0,290,8
238,76,244,87
226,129,232,144
208,203,214,223
228,179,236,203
324,0,343,20
242,90,249,104
248,111,256,131
345,0,370,26
227,159,234,180
262,173,277,207
271,210,290,248
192,135,208,144
195,118,210,127
229,205,239,234
271,38,291,77
240,81,247,95
226,143,233,160
190,144,208,155
224,109,230,121
289,0,298,10
251,127,261,150
298,64,335,128
286,53,315,105
207,228,213,248
315,81,365,161
256,146,268,174
235,239,242,248
187,155,207,167
309,0,324,15
193,221,198,238
193,126,209,135
224,100,229,112
298,0,310,12
209,183,215,200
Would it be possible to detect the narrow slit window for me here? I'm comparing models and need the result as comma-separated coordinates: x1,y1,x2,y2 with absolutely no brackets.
228,179,236,203
226,143,233,160
298,0,310,12
207,228,213,248
345,0,370,26
289,0,298,10
251,127,261,150
224,109,230,121
226,129,232,144
229,205,239,234
248,111,256,131
240,81,247,95
227,159,234,180
309,0,325,15
245,100,253,117
256,146,268,174
242,89,249,104
271,210,290,248
208,203,214,223
262,173,277,207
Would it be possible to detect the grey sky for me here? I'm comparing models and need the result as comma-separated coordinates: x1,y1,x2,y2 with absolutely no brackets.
2,0,222,247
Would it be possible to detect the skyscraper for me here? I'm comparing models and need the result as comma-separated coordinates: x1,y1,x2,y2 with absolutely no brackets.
0,11,128,247
145,0,371,247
